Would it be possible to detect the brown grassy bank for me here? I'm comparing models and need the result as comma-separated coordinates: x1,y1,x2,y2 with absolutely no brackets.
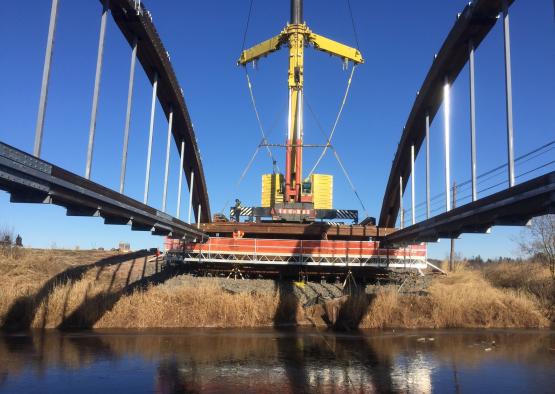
0,249,552,330
357,269,549,329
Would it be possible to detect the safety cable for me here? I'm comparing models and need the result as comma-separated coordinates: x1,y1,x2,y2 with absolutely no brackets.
420,158,555,220
405,139,555,216
308,65,357,176
305,97,368,217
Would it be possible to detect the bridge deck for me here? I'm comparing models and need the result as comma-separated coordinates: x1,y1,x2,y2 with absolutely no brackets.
0,142,206,240
384,171,555,244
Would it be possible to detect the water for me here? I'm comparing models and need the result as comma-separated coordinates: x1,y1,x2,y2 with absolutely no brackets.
0,329,553,393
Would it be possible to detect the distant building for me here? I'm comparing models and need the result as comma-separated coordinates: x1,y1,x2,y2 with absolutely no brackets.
119,242,131,252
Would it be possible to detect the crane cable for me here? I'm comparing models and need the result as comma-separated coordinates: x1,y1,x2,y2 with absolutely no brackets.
220,0,279,214
307,64,356,176
245,70,280,174
305,98,368,217
219,145,260,214
332,148,368,217
239,0,280,173
240,0,254,52
345,0,361,50
218,102,288,214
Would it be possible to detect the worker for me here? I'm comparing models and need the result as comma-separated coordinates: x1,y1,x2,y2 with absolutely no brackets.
234,199,241,222
232,229,244,239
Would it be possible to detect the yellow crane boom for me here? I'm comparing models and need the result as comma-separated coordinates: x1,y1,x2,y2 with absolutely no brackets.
238,0,363,205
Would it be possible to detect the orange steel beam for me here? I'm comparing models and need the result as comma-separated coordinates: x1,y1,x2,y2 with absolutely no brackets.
201,222,396,240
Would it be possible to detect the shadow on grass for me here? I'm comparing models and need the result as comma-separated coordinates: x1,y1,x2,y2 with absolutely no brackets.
1,250,153,332
273,280,298,328
58,265,180,330
329,292,375,331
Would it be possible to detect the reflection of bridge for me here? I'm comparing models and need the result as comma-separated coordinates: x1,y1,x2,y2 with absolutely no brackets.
0,0,553,250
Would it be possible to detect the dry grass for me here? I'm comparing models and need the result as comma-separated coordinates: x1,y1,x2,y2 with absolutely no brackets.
0,249,552,330
97,282,284,328
482,261,554,320
0,249,139,330
358,269,549,329
0,249,297,329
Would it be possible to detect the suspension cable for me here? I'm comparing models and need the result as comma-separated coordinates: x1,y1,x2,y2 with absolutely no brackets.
308,65,357,176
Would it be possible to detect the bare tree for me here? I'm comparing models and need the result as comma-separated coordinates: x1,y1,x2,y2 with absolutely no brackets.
520,215,555,279
0,226,14,246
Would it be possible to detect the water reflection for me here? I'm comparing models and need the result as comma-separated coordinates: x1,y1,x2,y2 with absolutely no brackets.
0,329,553,393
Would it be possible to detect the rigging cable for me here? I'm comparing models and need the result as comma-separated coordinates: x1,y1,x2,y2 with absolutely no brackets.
308,65,356,176
221,0,279,213
220,145,261,214
345,0,361,50
219,100,288,214
240,0,254,52
239,0,280,173
305,97,368,217
245,70,280,174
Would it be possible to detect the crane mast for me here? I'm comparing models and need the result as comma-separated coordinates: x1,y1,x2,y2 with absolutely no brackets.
237,0,363,222
286,0,305,202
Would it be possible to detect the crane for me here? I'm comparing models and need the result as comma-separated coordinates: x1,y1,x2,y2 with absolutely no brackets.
236,0,364,223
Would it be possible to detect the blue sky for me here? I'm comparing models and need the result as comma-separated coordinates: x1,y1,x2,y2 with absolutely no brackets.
0,1,553,258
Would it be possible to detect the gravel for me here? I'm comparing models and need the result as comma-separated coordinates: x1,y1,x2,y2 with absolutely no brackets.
160,270,432,306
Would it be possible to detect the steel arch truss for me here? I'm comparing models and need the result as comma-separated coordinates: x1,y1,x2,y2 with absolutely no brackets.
379,0,514,228
106,0,210,221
